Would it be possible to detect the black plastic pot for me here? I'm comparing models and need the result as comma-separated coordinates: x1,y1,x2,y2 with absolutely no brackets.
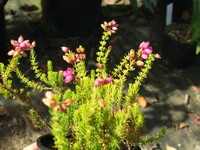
37,134,57,150
37,133,141,150
161,26,196,68
0,0,8,63
120,143,141,150
41,0,102,37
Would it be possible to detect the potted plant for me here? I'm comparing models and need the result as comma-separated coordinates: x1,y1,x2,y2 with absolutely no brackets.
40,0,102,37
161,0,200,68
0,20,166,150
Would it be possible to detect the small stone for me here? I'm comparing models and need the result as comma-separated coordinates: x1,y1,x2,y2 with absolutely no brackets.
177,144,181,147
137,96,147,108
166,144,177,150
194,144,200,150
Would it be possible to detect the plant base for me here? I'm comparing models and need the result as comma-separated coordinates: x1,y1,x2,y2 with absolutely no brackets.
36,134,142,150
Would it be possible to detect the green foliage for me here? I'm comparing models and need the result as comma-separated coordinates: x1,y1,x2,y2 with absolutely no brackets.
112,50,136,83
15,68,47,91
191,0,200,54
51,110,71,150
29,109,44,129
30,49,42,78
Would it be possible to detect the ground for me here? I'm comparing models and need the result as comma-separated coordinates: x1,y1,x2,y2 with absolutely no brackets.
1,1,200,150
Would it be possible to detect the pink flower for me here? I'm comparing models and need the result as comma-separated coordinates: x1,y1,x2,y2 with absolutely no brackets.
141,47,153,60
8,35,36,57
94,77,104,87
111,20,117,26
18,35,24,43
101,20,119,35
143,48,152,54
94,77,112,87
139,41,150,49
141,53,148,60
94,79,101,87
15,36,36,50
139,41,153,60
110,20,119,31
32,41,36,47
61,46,69,53
97,63,103,68
74,54,86,62
62,68,74,76
62,68,74,83
104,77,112,84
64,75,73,83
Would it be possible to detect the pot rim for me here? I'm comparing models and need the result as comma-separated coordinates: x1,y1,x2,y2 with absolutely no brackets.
36,133,55,150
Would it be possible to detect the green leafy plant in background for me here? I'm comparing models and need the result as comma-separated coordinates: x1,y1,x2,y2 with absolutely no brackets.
102,0,157,18
0,20,166,149
131,0,157,13
191,0,200,54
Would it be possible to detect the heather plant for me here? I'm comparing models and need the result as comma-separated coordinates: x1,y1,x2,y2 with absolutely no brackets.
0,20,166,150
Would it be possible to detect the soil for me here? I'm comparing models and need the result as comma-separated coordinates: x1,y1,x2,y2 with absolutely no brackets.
1,1,200,150
164,23,193,44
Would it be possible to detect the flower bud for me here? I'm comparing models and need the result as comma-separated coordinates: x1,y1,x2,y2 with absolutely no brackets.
108,45,112,51
64,75,73,83
139,41,150,49
104,77,112,84
94,77,104,87
76,46,85,53
129,49,135,59
155,53,161,59
98,99,106,109
7,50,15,56
61,46,69,53
31,41,36,47
97,63,103,68
18,35,24,43
62,98,73,109
135,60,144,67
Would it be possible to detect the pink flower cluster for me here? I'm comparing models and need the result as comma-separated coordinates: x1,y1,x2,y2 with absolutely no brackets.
62,46,86,64
62,68,74,83
139,41,153,60
8,35,36,57
101,20,119,35
94,77,113,87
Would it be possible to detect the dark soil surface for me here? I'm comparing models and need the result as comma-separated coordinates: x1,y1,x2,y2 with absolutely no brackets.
164,23,193,44
1,1,200,150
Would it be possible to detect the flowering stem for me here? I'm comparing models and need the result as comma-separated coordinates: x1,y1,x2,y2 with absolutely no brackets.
125,54,155,104
96,32,110,77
